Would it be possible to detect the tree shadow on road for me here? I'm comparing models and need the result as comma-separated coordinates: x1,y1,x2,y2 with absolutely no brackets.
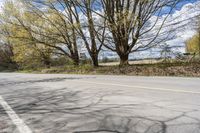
0,86,200,133
0,76,94,87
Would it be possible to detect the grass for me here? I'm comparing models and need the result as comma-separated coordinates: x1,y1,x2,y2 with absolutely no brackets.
1,60,199,77
15,61,199,77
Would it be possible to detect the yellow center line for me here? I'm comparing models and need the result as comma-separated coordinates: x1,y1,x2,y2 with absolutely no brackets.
72,80,200,94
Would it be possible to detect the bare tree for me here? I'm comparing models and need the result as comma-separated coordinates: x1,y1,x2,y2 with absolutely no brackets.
21,0,106,66
7,0,81,65
71,0,106,67
1,0,183,67
101,0,181,66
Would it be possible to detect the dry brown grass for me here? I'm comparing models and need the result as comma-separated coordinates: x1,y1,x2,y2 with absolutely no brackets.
35,61,200,77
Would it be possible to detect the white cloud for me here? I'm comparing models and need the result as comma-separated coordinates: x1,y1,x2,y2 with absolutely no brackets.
129,1,200,59
165,1,200,45
93,1,200,59
0,0,199,59
0,0,4,12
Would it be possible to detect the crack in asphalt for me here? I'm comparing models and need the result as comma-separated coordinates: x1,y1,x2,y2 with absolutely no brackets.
1,86,200,133
0,74,199,133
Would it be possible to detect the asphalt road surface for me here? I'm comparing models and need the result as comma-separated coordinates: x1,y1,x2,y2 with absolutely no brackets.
0,73,200,133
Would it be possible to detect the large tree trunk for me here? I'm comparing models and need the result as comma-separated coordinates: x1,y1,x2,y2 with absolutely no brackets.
86,3,100,67
91,53,99,67
71,52,79,66
119,54,129,66
43,59,51,68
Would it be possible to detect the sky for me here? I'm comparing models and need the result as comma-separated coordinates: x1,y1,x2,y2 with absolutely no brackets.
0,0,197,9
130,0,200,59
0,0,199,59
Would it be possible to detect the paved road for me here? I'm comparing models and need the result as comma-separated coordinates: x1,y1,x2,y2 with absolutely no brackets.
0,73,200,133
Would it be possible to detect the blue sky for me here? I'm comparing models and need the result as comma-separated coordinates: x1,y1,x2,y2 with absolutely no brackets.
0,0,197,15
0,0,199,59
0,0,198,7
177,0,197,9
